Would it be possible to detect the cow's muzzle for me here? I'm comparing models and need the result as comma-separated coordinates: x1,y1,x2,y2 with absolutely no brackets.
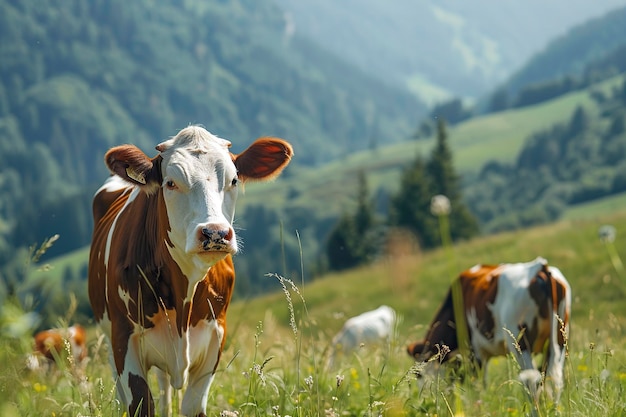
198,225,235,252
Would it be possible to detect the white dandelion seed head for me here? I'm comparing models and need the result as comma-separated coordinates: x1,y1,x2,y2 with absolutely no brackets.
430,194,451,216
599,225,616,243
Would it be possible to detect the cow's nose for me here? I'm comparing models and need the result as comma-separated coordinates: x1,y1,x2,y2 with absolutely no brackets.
198,224,234,247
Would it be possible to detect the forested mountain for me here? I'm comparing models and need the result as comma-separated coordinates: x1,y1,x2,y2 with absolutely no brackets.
483,5,626,112
503,5,626,99
0,0,424,273
274,0,626,102
467,81,626,232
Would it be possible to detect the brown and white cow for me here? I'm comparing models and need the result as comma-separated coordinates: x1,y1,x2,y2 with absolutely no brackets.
407,257,571,401
88,126,292,417
29,324,87,369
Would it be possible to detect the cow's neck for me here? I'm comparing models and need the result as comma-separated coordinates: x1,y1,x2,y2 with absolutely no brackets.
165,243,215,303
118,188,202,332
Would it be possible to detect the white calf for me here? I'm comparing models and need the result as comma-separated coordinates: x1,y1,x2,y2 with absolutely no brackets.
328,305,396,366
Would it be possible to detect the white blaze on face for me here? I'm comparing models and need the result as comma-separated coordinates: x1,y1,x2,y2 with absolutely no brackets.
157,127,239,278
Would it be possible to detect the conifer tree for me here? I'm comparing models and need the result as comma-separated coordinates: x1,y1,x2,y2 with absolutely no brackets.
388,154,439,248
426,118,479,243
325,170,377,270
325,214,359,271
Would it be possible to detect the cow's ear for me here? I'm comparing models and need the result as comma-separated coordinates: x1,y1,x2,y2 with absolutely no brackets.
234,137,293,182
105,145,161,190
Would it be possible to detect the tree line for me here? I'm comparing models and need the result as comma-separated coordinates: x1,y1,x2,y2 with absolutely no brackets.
466,78,626,233
325,119,479,271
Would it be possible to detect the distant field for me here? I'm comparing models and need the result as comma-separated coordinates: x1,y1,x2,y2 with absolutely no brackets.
563,191,626,220
229,208,626,340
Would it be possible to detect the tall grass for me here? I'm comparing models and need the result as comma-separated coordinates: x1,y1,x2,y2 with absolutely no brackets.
3,212,626,415
3,309,625,416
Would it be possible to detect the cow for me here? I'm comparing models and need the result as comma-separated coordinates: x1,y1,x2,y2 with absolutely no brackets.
29,324,87,370
88,126,292,417
407,257,571,402
328,305,396,366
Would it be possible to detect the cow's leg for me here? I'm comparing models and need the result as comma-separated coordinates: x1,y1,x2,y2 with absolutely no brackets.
479,359,489,387
110,353,155,417
181,323,223,417
111,326,155,417
181,369,215,417
504,324,542,401
543,316,567,403
126,369,155,417
155,368,173,417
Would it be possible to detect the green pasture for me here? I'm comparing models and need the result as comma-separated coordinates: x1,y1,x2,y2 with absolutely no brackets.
5,205,626,416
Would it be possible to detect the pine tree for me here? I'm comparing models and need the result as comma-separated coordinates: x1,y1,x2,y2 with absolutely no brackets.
325,170,377,271
325,214,360,271
353,171,375,239
388,154,439,248
426,119,479,243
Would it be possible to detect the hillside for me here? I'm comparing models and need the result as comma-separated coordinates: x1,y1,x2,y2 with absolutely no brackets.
0,0,424,267
233,73,626,271
274,0,626,102
228,208,626,343
503,5,626,98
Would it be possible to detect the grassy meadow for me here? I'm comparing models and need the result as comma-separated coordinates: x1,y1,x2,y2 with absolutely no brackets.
2,204,626,416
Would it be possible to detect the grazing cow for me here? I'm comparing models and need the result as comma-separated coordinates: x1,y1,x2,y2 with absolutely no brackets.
88,126,292,417
407,257,570,401
30,324,87,369
329,305,396,366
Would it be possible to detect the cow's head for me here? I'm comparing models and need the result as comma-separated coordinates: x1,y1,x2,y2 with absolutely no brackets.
104,126,292,270
407,339,455,364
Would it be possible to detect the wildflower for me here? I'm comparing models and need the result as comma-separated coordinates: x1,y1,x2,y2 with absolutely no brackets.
430,194,451,216
304,375,314,390
598,225,624,276
220,411,239,417
598,225,616,243
336,374,345,388
325,408,339,417
33,382,47,393
252,363,266,384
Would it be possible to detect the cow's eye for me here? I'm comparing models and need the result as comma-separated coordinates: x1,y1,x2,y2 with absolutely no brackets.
165,180,177,190
231,178,238,187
